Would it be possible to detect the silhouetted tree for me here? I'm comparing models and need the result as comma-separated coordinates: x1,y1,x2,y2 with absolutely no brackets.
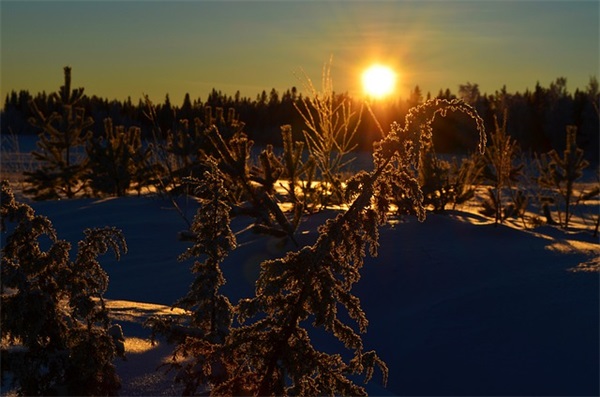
537,126,590,229
480,110,524,225
85,118,154,196
25,67,94,200
1,180,127,395
458,82,481,105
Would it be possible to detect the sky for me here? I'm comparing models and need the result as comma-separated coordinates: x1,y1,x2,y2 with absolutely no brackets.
1,0,599,106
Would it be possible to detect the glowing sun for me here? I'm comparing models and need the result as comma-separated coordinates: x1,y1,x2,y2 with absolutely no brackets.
362,64,397,98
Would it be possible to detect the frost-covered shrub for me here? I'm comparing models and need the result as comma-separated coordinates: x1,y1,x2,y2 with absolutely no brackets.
417,140,484,213
417,144,480,213
278,124,321,213
294,60,362,206
537,126,593,229
201,122,304,242
200,121,329,241
391,100,487,217
144,99,246,194
145,96,317,241
1,180,127,395
449,154,485,209
151,98,485,396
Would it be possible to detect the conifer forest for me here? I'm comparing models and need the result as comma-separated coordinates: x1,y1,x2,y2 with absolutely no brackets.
1,67,598,396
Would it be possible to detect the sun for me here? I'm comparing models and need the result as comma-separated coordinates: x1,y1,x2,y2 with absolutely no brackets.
362,64,397,99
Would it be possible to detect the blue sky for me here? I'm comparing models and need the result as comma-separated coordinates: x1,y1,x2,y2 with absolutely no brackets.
1,0,598,105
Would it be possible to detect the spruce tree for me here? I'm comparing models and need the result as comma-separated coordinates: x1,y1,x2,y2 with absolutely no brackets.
147,160,236,394
176,165,235,342
25,67,94,200
1,180,127,395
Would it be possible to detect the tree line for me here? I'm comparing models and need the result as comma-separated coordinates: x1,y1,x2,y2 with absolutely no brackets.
2,75,598,160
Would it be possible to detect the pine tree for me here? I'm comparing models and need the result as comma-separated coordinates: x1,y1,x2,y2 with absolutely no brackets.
201,118,300,241
25,67,94,200
278,125,319,213
480,110,523,225
537,126,590,229
1,180,127,395
164,117,208,184
85,118,154,196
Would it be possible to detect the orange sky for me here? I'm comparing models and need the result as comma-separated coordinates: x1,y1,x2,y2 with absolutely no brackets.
2,1,598,105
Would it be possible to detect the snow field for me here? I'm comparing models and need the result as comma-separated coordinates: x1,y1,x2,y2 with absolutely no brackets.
11,192,597,396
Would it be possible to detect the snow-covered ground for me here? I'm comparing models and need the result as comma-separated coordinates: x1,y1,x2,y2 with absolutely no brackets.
3,185,597,396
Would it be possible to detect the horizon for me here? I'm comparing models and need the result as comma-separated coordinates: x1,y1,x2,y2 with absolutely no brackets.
2,1,599,106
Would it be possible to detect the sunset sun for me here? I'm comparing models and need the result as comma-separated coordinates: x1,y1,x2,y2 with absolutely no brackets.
362,64,397,98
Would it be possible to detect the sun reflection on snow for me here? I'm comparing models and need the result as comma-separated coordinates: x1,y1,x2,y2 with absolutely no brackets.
124,337,157,354
545,238,598,255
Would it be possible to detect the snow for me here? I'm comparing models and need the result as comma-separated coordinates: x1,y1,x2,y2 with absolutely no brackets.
3,187,599,396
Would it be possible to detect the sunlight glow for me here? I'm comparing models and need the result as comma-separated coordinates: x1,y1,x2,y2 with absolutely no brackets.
362,64,397,98
124,337,157,354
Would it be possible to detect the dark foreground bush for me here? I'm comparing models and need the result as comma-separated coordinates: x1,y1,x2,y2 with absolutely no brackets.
1,180,127,396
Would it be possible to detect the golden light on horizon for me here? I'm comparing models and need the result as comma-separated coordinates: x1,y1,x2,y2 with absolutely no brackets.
362,64,397,99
